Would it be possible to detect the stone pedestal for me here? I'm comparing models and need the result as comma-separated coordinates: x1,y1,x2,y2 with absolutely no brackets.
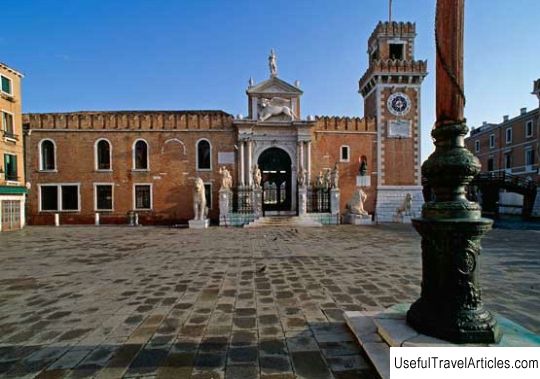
344,213,373,225
330,188,340,216
298,186,307,216
188,219,209,229
252,188,263,218
219,189,232,226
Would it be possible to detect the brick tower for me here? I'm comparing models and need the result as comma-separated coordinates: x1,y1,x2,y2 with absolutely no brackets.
359,21,428,222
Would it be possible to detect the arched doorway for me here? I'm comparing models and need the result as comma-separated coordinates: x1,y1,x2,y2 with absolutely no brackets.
258,147,292,212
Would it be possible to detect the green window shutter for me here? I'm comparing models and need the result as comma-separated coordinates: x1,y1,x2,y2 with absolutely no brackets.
1,76,12,94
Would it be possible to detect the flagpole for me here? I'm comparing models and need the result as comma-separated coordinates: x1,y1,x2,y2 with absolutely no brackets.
389,0,393,22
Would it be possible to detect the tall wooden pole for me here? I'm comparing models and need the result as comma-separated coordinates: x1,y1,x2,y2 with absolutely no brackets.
435,0,465,126
406,0,501,343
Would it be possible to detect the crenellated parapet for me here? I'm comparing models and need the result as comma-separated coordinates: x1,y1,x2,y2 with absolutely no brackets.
314,116,376,132
23,110,234,131
359,59,428,95
368,21,417,45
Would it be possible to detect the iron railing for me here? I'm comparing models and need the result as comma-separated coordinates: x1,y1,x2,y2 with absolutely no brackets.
307,186,331,213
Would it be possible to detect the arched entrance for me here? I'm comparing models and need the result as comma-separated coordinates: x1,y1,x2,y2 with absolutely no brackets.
258,147,292,212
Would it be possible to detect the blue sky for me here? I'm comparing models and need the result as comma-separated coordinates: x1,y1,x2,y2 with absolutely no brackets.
2,0,539,160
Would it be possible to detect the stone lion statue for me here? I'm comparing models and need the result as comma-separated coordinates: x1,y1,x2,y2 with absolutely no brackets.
193,177,208,221
259,97,297,122
346,187,368,217
396,193,413,217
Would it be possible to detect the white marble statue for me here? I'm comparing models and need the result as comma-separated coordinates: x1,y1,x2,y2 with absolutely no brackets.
253,164,262,189
298,165,307,187
269,49,278,77
258,97,297,122
219,166,233,191
193,177,208,221
396,193,413,217
330,164,339,189
316,171,324,188
323,169,331,189
346,187,369,216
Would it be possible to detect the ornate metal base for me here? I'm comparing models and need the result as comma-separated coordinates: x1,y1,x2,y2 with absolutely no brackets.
408,122,502,344
408,217,501,343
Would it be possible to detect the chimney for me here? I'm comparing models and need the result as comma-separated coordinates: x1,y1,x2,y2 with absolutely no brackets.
503,115,509,122
520,107,527,115
482,121,488,127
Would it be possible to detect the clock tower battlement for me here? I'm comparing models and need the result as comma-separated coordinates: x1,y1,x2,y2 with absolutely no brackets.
359,21,428,223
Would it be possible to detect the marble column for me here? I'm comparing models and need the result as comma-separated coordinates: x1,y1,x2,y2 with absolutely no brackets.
239,141,245,186
306,142,312,185
247,141,253,186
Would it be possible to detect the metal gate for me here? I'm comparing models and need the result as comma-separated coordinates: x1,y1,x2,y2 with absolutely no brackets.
1,200,21,231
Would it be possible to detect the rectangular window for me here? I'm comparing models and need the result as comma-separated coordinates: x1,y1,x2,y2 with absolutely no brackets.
204,183,212,210
504,153,512,169
525,149,535,167
96,185,113,210
489,134,495,148
61,185,79,211
474,140,480,153
505,128,512,144
40,186,59,211
389,43,404,60
2,111,14,136
340,146,350,162
525,121,533,137
39,184,80,211
134,184,152,210
487,158,494,172
1,75,12,95
4,154,17,181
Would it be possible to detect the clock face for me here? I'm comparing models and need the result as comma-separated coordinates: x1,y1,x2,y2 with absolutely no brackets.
387,92,411,116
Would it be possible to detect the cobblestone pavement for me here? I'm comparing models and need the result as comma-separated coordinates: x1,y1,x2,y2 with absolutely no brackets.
0,225,538,379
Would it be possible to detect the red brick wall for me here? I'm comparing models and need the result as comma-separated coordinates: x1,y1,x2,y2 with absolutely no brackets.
24,111,237,225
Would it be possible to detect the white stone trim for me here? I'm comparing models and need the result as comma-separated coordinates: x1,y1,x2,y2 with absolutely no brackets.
132,183,153,211
94,138,113,171
38,183,81,212
93,182,114,211
132,138,150,171
38,138,57,172
195,138,212,172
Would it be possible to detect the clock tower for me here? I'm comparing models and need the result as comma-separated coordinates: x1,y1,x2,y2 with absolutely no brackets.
359,21,428,222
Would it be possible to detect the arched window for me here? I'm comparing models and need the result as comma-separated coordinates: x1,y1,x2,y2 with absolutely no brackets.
96,139,111,170
133,139,149,170
197,139,211,170
40,139,56,171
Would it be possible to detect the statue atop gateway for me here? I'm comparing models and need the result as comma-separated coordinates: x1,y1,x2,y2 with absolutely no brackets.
245,49,303,122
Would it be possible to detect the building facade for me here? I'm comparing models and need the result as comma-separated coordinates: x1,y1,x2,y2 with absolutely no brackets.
465,79,540,216
0,62,26,232
23,21,426,226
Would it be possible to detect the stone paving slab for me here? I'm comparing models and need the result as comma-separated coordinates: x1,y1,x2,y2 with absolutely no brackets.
0,224,538,378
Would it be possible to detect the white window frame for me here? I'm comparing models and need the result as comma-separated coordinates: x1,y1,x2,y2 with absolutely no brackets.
133,183,153,210
132,138,150,171
525,148,534,169
38,183,81,212
340,145,350,162
196,138,212,171
504,153,512,170
525,120,533,138
505,128,512,144
1,109,15,139
38,138,57,172
94,138,113,172
3,152,18,183
489,134,495,149
204,182,212,210
474,140,480,153
94,183,114,211
0,74,13,96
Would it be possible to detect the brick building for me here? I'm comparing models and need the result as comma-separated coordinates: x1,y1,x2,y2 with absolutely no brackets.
0,62,26,232
23,21,426,225
465,79,540,216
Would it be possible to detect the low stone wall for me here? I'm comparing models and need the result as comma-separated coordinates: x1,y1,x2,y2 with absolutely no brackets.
375,186,423,223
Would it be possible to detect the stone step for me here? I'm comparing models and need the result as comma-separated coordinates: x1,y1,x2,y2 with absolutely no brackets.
245,216,322,228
